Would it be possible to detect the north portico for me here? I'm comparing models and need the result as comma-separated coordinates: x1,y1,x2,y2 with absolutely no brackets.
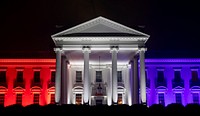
51,16,149,106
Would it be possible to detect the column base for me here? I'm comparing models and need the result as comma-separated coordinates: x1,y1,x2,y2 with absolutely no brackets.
141,101,147,106
112,101,118,105
83,101,89,105
55,102,62,105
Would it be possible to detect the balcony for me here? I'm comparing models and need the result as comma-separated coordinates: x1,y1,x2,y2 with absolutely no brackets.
190,79,200,88
0,82,7,88
91,83,106,96
155,78,167,88
14,81,25,88
172,80,184,88
48,81,55,88
31,81,42,88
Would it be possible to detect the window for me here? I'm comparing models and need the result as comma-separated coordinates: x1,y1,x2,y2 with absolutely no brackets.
173,70,184,88
75,94,82,105
174,71,181,82
156,70,166,87
118,94,123,104
34,71,40,83
96,71,102,82
50,94,55,104
33,93,40,104
51,71,55,83
76,71,82,82
146,70,150,88
158,93,165,106
192,71,198,82
157,71,164,82
0,71,6,83
16,93,22,105
175,93,182,104
0,94,5,105
16,71,23,83
117,71,122,82
192,93,199,104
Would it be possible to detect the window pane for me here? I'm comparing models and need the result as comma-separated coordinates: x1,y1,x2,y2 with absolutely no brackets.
157,71,164,82
50,94,55,104
174,71,181,82
118,94,123,104
76,94,82,105
96,71,102,82
0,71,6,82
51,71,55,83
117,71,122,82
33,94,40,104
175,93,182,104
192,71,198,82
158,93,165,106
17,71,23,82
0,94,5,105
193,93,199,104
76,71,82,82
16,94,22,105
34,71,40,83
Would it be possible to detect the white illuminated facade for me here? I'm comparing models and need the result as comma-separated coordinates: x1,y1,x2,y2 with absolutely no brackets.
51,16,150,106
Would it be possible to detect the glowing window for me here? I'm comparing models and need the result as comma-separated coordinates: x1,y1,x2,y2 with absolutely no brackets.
96,71,102,82
75,94,82,105
76,71,82,82
0,71,6,83
50,94,55,104
16,93,22,105
158,93,165,106
33,93,40,104
175,93,182,104
192,93,199,104
117,94,123,104
0,94,5,105
117,71,122,82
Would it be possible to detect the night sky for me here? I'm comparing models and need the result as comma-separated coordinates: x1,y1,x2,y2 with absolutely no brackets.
1,0,200,58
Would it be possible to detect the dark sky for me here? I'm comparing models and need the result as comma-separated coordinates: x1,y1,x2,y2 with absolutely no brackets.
0,0,200,58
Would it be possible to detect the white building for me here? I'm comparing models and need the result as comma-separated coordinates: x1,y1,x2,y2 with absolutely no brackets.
51,16,150,106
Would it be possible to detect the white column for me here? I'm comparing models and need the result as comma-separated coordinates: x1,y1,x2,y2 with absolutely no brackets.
67,65,72,104
54,48,62,104
139,48,146,104
83,47,91,104
132,55,139,104
61,55,68,104
125,67,132,106
111,46,118,104
107,67,112,106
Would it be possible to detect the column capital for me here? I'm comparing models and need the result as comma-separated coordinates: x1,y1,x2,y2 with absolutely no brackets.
110,46,119,53
54,48,63,52
138,47,147,52
82,46,91,53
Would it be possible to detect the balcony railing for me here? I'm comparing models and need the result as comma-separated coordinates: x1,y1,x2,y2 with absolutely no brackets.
172,80,184,88
0,82,7,88
190,80,200,88
14,81,25,88
31,81,42,88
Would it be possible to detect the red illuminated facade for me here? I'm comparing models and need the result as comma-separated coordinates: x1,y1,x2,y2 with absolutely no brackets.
0,59,56,107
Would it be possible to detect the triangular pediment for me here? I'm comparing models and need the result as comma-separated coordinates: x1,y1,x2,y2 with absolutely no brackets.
52,16,149,37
